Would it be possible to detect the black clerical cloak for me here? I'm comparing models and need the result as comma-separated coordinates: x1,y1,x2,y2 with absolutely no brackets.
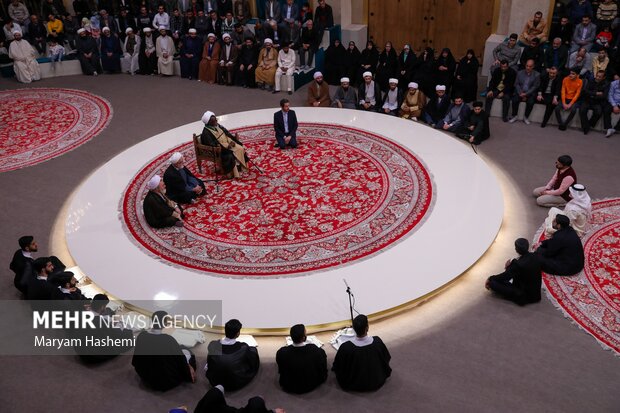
205,340,260,391
194,387,240,413
132,331,193,391
143,191,181,228
276,344,327,393
332,337,392,392
537,226,585,276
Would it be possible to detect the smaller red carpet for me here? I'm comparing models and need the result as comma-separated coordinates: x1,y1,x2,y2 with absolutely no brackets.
0,88,112,173
122,123,434,277
537,198,620,355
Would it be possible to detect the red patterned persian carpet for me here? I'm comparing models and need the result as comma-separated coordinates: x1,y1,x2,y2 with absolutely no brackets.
537,198,620,355
122,123,434,277
0,88,112,173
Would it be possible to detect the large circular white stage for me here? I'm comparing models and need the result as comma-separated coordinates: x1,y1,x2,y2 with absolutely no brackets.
64,108,503,331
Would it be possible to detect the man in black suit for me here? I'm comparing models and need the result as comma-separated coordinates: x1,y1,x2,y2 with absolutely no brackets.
276,324,327,394
485,59,517,122
273,98,298,149
536,214,585,276
9,236,37,293
163,152,206,204
205,318,260,391
422,85,451,127
26,258,64,300
486,238,542,305
536,66,562,128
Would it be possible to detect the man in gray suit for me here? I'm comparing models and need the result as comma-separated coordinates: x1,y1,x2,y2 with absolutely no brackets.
509,59,541,124
570,15,596,52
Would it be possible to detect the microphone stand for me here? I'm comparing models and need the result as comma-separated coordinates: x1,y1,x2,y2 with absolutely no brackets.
343,279,354,326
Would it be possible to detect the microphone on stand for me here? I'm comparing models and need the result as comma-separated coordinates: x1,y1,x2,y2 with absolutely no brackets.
343,279,354,325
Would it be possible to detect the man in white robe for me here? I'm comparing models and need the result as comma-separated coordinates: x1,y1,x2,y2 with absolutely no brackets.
156,26,175,75
8,30,41,83
121,27,141,75
544,184,592,238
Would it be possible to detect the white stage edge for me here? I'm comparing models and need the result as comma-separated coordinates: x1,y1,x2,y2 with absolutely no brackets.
64,108,504,330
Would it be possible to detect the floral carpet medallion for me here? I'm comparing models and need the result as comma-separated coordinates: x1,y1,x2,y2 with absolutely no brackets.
537,198,620,355
0,88,112,172
122,123,434,276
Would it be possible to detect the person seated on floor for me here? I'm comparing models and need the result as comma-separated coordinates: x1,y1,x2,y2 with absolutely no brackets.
143,175,184,228
26,257,64,300
536,214,585,276
486,238,542,306
456,101,490,145
399,82,426,121
201,111,249,178
380,78,402,116
10,235,38,293
73,294,134,363
422,85,451,127
52,271,89,301
358,71,382,111
331,77,357,109
274,98,298,149
533,154,577,208
544,184,592,238
8,30,41,84
436,95,469,132
195,385,286,413
163,152,206,204
332,314,392,392
205,318,260,391
307,71,331,107
132,310,197,391
276,324,327,394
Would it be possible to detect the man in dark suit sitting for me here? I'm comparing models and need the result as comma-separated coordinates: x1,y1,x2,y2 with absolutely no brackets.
486,238,542,305
273,98,298,149
163,152,206,204
276,323,327,393
536,214,585,276
205,318,260,391
10,236,38,293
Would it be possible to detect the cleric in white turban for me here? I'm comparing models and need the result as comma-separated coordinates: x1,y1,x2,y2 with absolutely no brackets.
142,175,184,228
200,111,249,179
162,152,206,204
8,30,41,84
331,77,357,109
381,78,402,116
155,24,175,75
400,81,426,121
308,71,331,107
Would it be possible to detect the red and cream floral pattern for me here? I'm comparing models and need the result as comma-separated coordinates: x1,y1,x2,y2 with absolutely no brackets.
122,123,434,276
0,88,112,173
538,198,620,355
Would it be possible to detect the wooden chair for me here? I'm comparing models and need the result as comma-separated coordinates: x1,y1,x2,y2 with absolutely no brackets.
193,133,222,191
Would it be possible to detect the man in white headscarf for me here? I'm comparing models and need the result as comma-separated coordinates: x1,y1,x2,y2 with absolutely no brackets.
156,25,175,75
200,111,248,178
8,30,41,83
544,184,592,237
143,175,184,228
331,77,357,109
163,152,206,203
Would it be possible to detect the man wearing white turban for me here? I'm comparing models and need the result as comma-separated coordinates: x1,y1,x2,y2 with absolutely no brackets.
255,38,277,90
163,152,206,203
121,27,141,75
380,78,402,116
8,30,41,83
218,32,238,85
307,71,331,107
156,25,175,75
544,184,592,238
331,77,357,109
358,71,381,112
200,111,249,178
143,175,184,228
399,82,426,120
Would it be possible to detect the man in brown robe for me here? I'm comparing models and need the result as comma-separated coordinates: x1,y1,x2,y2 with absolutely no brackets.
400,81,426,120
307,71,331,107
255,38,278,90
199,33,221,83
200,111,248,178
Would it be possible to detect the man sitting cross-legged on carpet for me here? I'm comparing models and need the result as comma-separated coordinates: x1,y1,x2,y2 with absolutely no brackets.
536,214,585,276
332,314,392,392
205,318,260,391
200,111,249,178
276,323,328,394
274,98,298,149
143,175,184,228
163,152,206,204
486,238,542,305
132,311,197,391
532,154,577,207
